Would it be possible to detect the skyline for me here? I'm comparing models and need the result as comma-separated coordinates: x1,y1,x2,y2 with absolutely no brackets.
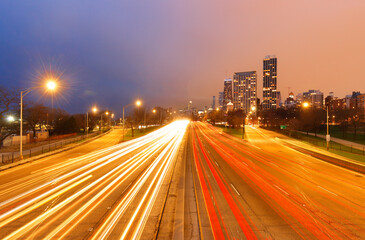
1,1,365,114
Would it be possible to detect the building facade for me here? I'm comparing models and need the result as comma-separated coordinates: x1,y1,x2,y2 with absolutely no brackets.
218,92,224,108
263,55,277,110
233,71,257,114
223,78,233,110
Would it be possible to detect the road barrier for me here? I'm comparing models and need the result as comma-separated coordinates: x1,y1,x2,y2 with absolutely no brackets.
0,132,101,164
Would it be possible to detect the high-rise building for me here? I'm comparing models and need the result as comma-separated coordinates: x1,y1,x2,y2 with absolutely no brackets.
233,71,257,114
300,90,324,108
276,91,282,108
263,55,277,110
188,100,192,111
218,92,224,108
212,96,216,109
223,78,233,110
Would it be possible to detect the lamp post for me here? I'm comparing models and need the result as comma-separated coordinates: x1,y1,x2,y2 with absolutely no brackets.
19,80,57,160
86,106,98,138
242,112,246,140
122,100,142,141
302,102,330,150
326,106,330,150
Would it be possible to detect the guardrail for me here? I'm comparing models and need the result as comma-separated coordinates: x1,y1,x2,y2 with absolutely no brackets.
0,132,101,164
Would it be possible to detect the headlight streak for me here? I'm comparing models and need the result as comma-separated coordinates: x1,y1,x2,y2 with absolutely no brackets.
0,125,171,212
2,175,93,240
0,120,189,240
120,126,186,240
43,129,181,239
90,121,189,240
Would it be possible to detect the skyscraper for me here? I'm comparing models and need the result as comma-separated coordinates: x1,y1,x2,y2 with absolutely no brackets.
263,55,277,110
212,96,216,109
223,78,233,110
218,92,224,108
233,71,257,114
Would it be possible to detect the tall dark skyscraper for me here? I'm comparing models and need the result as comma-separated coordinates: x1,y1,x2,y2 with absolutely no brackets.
263,55,277,110
233,71,257,114
223,78,233,110
218,92,224,108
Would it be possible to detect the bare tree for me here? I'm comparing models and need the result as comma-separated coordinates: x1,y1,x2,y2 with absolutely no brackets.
0,86,19,147
23,103,50,138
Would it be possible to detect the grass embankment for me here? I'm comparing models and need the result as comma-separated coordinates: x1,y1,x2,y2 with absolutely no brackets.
122,126,162,142
214,125,245,139
310,126,365,145
285,131,365,163
215,124,365,164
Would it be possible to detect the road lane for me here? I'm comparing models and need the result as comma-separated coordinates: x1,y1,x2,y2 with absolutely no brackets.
0,120,189,239
190,122,365,239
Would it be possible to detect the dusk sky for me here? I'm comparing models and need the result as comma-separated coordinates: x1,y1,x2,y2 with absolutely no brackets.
1,0,365,114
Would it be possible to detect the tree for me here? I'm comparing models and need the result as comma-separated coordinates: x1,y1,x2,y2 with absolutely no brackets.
23,103,49,138
227,110,245,128
53,116,79,134
0,86,19,147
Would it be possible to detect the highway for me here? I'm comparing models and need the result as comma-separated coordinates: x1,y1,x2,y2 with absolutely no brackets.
0,121,189,239
189,122,365,239
0,120,364,239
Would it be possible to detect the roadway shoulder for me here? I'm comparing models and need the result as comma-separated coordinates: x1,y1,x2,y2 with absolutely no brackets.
0,130,111,172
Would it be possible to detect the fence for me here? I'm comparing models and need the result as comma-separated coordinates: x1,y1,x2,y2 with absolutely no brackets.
278,129,365,156
0,132,100,165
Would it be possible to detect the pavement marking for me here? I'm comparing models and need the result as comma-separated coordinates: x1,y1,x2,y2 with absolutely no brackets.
269,162,278,167
230,184,240,196
274,184,289,196
250,144,261,150
317,186,338,196
241,161,248,167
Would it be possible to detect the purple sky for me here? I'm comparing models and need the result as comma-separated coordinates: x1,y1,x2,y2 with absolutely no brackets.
1,0,365,114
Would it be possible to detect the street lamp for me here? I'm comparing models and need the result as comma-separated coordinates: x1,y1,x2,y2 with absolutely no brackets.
86,106,98,138
7,116,15,122
302,102,310,108
302,102,330,150
122,99,142,141
19,80,57,159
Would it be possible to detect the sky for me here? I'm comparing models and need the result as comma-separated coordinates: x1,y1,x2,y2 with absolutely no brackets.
1,0,365,115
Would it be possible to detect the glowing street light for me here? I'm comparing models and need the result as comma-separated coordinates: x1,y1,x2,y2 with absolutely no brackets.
7,116,15,122
302,101,330,150
152,109,156,113
46,80,57,91
19,79,58,159
86,106,99,138
302,102,310,108
123,99,143,141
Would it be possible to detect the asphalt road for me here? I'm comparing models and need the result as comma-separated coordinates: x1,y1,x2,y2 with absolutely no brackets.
0,121,189,239
0,121,364,240
188,122,365,239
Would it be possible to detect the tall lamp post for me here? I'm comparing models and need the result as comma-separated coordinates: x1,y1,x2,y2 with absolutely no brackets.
242,112,246,140
122,100,142,141
86,106,98,138
20,80,57,160
303,102,330,150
